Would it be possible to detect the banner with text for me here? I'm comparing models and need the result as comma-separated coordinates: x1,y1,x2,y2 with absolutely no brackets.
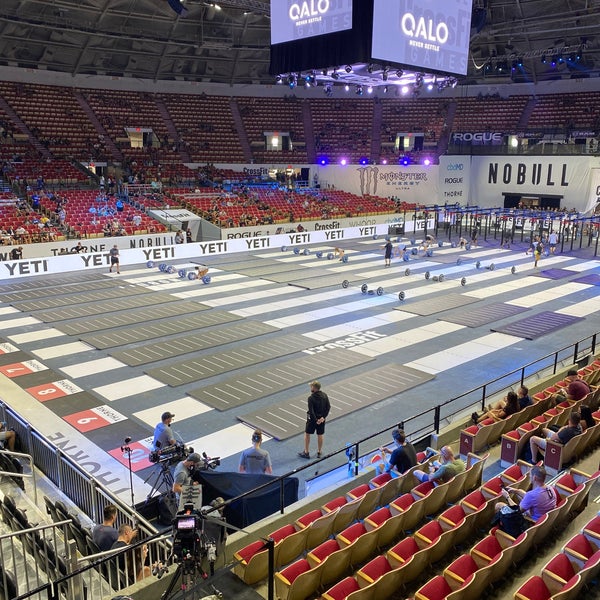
469,156,592,207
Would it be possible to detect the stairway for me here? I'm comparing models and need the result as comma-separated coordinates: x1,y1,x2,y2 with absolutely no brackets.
229,98,253,163
436,100,458,155
517,97,538,130
302,100,316,164
154,95,191,163
370,99,383,164
72,90,123,163
0,96,51,160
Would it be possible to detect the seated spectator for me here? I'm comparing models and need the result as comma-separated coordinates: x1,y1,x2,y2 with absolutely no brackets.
0,421,16,451
413,445,464,484
529,412,582,462
92,504,119,551
517,386,532,409
376,429,417,476
494,465,556,523
580,405,596,431
565,369,591,401
110,524,150,581
472,390,520,425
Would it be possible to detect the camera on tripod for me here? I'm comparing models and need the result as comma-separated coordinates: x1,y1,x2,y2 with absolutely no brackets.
171,511,216,574
198,452,220,471
149,441,191,465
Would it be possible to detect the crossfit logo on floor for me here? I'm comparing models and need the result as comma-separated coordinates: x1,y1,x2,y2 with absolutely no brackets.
303,331,386,354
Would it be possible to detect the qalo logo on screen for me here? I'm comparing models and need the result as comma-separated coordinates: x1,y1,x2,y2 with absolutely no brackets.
270,0,353,45
372,0,473,76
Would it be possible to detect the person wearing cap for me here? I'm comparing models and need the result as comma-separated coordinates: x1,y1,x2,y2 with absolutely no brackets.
565,369,591,402
239,429,272,474
172,453,202,497
377,429,417,476
496,465,557,522
152,412,176,451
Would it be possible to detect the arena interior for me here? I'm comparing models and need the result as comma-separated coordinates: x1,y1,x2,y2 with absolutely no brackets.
1,1,600,599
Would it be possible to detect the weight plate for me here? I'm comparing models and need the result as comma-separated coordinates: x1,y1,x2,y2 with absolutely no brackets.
476,261,481,269
327,253,334,260
376,287,384,296
341,280,349,289
439,274,445,282
146,261,154,268
202,275,211,284
361,283,368,294
293,247,300,254
303,248,310,255
281,246,287,252
456,257,462,265
460,277,467,286
342,255,349,263
178,269,187,278
425,271,430,280
398,291,405,301
404,268,411,276
489,263,495,271
316,251,323,258
511,266,516,274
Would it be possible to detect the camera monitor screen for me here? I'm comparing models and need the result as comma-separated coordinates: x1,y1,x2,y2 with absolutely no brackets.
270,0,353,45
177,516,196,530
371,0,473,76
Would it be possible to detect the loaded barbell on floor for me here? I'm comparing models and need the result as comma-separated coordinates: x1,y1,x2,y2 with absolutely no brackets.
316,250,323,258
425,271,467,286
359,283,384,296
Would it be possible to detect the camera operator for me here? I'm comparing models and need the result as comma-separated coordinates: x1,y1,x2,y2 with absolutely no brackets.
153,412,176,451
172,453,203,500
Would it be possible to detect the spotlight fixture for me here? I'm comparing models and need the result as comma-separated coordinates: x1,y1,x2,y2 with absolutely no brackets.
355,85,363,96
287,74,296,89
383,85,389,93
344,65,352,73
344,84,350,92
275,75,282,83
367,86,373,94
541,53,547,64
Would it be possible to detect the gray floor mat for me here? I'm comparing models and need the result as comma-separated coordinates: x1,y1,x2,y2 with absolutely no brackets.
146,334,309,386
491,311,585,340
0,279,120,302
395,293,481,316
238,365,435,440
112,321,278,366
439,302,530,328
187,349,374,410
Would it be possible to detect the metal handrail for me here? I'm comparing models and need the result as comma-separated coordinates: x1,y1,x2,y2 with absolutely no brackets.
0,449,38,504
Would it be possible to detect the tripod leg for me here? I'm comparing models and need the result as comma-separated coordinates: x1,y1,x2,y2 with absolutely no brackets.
161,563,181,600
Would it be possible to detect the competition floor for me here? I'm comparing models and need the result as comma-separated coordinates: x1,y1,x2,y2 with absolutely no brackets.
0,237,598,503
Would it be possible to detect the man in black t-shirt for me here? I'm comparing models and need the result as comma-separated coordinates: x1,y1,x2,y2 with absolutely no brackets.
379,429,417,475
529,412,582,462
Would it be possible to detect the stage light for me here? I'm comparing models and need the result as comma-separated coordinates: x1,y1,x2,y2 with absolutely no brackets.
550,57,557,67
367,86,373,94
426,83,433,91
423,158,431,166
399,156,410,166
344,84,350,92
318,156,329,165
381,159,388,165
340,158,348,165
401,85,409,95
517,56,523,67
383,85,388,93
450,78,458,88
557,53,564,64
345,65,352,73
359,157,368,165
541,54,547,64
287,74,296,89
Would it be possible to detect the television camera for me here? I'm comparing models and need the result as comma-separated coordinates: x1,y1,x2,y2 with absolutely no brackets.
149,441,192,466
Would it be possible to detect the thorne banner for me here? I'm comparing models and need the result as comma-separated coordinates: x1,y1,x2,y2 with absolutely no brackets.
469,156,592,207
438,156,471,205
317,164,438,204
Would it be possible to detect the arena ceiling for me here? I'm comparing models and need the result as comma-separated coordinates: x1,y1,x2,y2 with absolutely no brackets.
0,0,599,89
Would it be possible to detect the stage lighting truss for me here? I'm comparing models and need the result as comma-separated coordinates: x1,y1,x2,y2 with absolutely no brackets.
275,63,458,96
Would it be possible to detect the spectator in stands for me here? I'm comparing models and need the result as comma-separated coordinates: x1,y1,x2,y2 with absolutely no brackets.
580,405,596,431
110,523,150,581
517,386,532,409
529,411,582,462
377,429,417,476
565,369,591,401
92,504,119,551
239,429,272,475
495,465,556,522
472,390,520,424
15,225,26,241
152,412,176,451
413,445,464,483
186,228,193,243
174,230,184,244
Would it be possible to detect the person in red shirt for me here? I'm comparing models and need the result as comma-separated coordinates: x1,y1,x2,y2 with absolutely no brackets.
565,369,590,402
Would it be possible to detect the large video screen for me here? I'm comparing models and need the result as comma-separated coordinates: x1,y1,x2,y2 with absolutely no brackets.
371,0,473,76
270,0,353,45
